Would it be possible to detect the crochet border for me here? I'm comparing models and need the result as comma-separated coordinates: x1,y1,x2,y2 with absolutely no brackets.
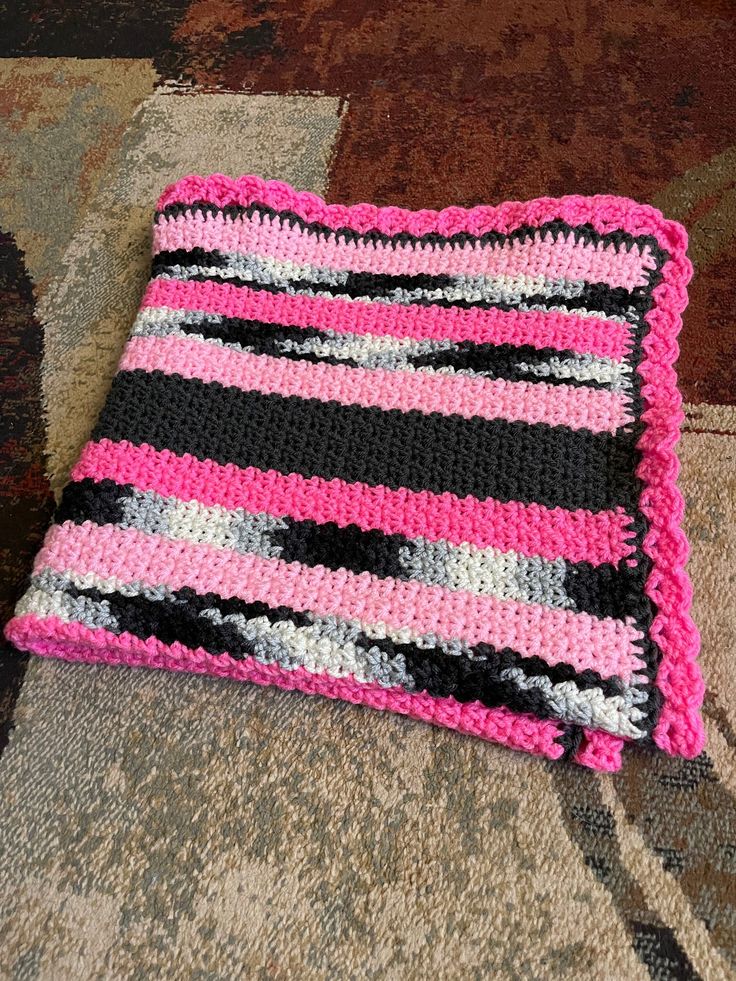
157,175,705,762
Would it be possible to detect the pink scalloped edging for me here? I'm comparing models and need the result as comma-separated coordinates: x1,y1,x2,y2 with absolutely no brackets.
156,174,671,244
155,175,704,761
635,226,705,758
574,729,625,771
6,613,582,763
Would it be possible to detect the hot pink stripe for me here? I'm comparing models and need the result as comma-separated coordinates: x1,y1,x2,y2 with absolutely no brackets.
142,278,630,360
574,730,624,771
120,334,632,434
37,522,646,681
153,211,655,290
72,440,636,567
5,613,572,762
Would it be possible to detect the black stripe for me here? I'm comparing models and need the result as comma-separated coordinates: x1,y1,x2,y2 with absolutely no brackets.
45,577,641,707
563,560,648,622
59,478,643,622
165,316,367,369
529,284,651,318
154,248,232,270
160,315,618,390
341,270,457,295
56,479,133,525
155,203,667,264
400,644,560,718
74,582,315,655
273,513,407,580
158,315,330,350
93,370,641,511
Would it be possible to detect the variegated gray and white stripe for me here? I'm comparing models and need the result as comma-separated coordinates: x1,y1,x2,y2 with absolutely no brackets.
132,306,631,388
133,305,457,368
113,485,578,610
118,491,289,560
27,567,477,661
515,352,634,391
155,255,640,324
16,583,120,632
273,330,458,371
32,567,179,603
199,606,413,689
396,538,571,608
133,312,462,373
23,568,650,738
498,666,648,739
156,250,596,306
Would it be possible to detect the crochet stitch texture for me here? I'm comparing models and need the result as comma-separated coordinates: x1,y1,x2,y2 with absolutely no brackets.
5,175,705,770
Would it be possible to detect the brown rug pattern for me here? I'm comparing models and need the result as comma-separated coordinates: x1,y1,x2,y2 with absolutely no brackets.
1,3,735,977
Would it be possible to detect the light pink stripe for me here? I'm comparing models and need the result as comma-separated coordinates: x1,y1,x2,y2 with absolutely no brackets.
120,334,632,434
142,278,630,360
72,440,636,567
5,613,571,762
37,522,645,681
153,211,655,290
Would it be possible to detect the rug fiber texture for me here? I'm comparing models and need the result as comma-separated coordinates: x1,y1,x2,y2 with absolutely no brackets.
1,4,735,978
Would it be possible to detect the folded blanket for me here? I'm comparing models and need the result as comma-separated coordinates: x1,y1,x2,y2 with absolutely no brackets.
5,175,705,770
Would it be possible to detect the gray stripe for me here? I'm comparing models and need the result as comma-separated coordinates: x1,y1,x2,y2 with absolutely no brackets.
111,486,581,611
132,307,629,388
21,569,649,738
160,260,639,323
499,667,648,739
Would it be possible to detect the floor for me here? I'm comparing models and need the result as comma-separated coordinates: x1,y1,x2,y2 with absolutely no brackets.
1,2,735,977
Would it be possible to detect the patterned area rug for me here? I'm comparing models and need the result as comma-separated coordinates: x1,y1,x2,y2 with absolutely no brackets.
1,3,735,977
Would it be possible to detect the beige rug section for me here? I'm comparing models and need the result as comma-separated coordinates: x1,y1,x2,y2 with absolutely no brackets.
0,663,648,980
1,60,344,495
1,71,735,976
40,87,342,494
0,59,158,295
682,405,736,758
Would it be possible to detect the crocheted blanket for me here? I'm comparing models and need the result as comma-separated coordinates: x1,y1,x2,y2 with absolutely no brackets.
5,176,705,771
